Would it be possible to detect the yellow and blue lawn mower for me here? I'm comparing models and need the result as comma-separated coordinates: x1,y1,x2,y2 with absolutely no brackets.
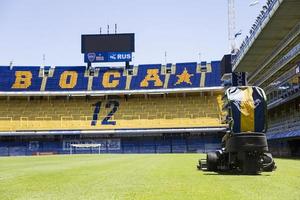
198,86,276,174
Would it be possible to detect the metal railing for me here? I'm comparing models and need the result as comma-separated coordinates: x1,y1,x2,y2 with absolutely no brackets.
268,115,300,134
254,43,300,86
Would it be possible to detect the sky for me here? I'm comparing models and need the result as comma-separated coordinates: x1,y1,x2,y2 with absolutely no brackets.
0,0,266,66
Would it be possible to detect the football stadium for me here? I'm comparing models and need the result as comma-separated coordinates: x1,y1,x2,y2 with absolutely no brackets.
0,0,300,199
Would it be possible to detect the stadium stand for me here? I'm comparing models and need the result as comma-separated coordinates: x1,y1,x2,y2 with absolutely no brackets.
0,61,225,156
232,0,300,157
2,0,299,157
0,94,222,131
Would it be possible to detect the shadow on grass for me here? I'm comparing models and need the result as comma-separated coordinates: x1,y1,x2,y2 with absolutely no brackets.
201,172,271,176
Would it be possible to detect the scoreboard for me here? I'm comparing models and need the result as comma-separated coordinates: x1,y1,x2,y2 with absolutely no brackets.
81,33,135,63
81,33,135,53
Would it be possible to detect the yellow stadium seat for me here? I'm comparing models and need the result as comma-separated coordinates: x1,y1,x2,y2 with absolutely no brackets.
0,94,225,131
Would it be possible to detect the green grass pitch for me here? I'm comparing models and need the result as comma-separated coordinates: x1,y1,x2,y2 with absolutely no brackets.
0,154,300,200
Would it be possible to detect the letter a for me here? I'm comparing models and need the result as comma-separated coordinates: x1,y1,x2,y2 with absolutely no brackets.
140,69,163,87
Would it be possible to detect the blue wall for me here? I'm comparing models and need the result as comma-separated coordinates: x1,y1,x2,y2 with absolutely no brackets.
0,61,221,92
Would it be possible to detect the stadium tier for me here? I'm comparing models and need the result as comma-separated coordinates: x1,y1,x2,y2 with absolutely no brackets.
231,0,300,157
0,61,226,155
0,61,224,132
0,94,224,132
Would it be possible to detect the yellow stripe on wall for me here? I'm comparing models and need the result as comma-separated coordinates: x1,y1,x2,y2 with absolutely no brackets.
240,87,255,132
125,75,132,90
200,72,206,87
206,63,212,73
163,73,170,88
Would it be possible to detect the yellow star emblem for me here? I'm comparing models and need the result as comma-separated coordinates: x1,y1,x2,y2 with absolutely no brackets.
175,68,194,85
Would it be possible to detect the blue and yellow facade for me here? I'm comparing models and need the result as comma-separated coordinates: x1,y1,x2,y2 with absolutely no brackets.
0,61,221,92
0,61,224,132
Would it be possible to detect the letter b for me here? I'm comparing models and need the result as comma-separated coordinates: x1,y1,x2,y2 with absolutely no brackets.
12,71,32,89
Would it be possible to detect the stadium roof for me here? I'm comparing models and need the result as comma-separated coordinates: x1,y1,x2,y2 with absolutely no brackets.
233,0,300,73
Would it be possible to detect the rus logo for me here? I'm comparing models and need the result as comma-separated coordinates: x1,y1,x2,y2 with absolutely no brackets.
110,53,131,60
117,54,131,60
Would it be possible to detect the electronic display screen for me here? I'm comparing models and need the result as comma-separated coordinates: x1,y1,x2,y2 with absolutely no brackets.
81,33,135,53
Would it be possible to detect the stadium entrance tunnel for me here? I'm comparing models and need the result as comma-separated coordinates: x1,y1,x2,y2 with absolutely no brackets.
197,133,276,174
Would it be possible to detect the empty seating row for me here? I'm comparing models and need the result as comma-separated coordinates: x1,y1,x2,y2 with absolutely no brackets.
0,94,224,131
